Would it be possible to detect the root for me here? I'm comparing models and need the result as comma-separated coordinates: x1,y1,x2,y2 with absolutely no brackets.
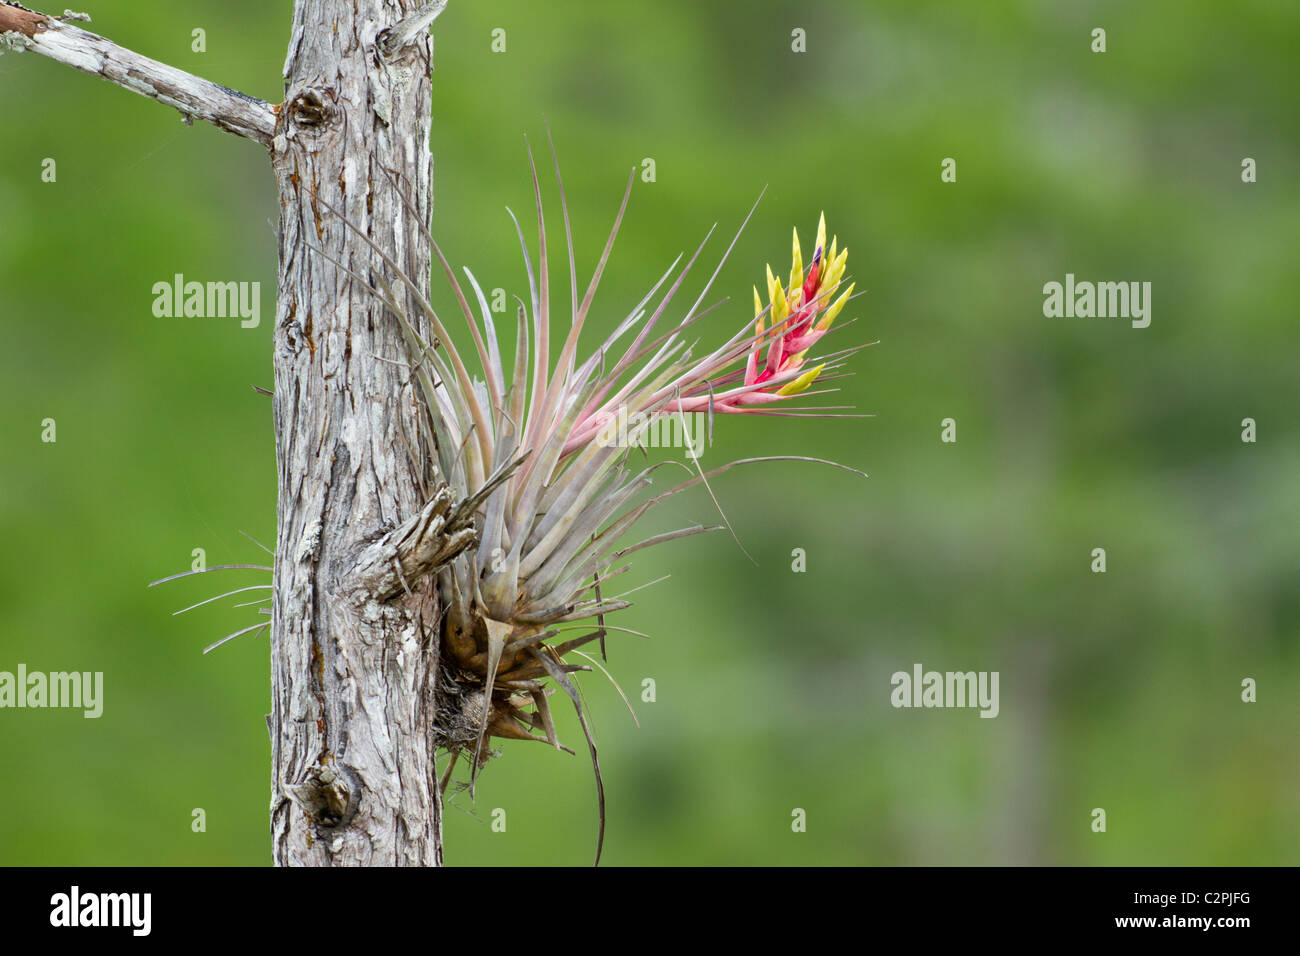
432,661,496,764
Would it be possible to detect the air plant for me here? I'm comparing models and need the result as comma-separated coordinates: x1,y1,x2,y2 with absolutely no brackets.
153,134,870,865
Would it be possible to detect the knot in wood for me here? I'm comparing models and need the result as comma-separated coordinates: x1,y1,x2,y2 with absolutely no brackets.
287,88,336,130
286,764,358,830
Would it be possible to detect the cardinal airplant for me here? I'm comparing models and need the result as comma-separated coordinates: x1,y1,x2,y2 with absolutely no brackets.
154,137,870,864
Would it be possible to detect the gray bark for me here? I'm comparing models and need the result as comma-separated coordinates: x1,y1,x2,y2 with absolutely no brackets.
3,0,448,865
270,1,440,866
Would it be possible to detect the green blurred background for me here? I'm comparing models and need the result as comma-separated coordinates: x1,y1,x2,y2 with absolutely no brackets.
1,0,1297,865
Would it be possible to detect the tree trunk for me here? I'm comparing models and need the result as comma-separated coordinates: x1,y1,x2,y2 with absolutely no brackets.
268,1,440,866
6,0,455,865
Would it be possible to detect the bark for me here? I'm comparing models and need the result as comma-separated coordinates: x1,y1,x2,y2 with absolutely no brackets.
3,0,450,865
270,0,441,866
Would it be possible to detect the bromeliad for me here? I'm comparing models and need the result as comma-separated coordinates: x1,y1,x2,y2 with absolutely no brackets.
303,136,869,864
